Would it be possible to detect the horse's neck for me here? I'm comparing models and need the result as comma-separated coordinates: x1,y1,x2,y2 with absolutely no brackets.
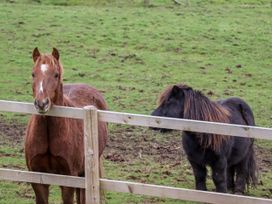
31,112,68,134
31,93,72,137
47,94,72,123
63,96,75,107
184,92,230,151
54,89,74,107
185,91,220,120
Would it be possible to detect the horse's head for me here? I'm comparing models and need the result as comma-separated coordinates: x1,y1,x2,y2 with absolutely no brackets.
31,47,63,113
151,85,186,132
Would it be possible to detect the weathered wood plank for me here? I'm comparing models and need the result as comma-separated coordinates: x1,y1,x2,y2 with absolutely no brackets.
1,100,272,140
0,100,84,119
0,168,84,188
84,106,100,204
1,168,271,204
98,110,272,140
100,179,272,204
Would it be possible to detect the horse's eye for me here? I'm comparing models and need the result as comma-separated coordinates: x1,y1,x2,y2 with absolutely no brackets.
32,72,35,78
54,73,59,78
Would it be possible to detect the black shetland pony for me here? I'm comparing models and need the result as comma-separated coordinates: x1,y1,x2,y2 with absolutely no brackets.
151,84,257,194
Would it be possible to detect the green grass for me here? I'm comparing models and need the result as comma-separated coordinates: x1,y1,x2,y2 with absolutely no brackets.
0,0,271,203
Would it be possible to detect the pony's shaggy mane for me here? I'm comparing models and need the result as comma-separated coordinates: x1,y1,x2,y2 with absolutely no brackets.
159,83,230,151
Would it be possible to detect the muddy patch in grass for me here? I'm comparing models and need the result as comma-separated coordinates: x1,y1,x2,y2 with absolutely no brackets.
104,125,272,172
104,125,185,166
0,119,25,146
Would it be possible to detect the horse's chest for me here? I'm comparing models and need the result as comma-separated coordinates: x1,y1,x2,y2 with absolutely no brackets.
29,131,83,174
47,123,83,156
30,153,71,174
26,117,84,175
182,133,218,164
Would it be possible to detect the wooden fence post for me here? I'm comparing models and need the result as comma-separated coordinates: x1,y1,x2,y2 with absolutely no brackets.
84,106,100,204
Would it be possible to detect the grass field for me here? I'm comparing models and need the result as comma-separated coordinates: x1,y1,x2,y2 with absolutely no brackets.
0,0,271,203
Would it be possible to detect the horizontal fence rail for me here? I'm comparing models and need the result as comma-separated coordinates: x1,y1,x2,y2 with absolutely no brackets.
0,168,84,188
0,100,84,119
100,110,272,140
100,179,272,204
1,168,271,204
1,100,272,140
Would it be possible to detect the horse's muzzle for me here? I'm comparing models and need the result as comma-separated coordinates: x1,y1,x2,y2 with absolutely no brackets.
34,98,50,113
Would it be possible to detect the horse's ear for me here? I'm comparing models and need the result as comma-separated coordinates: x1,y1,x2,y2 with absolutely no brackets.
32,47,40,62
171,85,185,98
52,47,60,60
172,85,181,96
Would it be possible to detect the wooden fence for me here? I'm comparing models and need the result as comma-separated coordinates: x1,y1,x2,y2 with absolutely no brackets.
0,100,271,204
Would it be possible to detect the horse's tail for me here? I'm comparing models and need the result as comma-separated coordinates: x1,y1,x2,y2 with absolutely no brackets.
238,99,255,126
238,99,258,186
246,145,258,187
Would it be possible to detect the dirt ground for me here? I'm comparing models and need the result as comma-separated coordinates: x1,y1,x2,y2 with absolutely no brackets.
0,119,25,146
106,126,272,173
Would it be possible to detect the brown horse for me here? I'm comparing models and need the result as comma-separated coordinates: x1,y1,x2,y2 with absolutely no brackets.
25,48,108,204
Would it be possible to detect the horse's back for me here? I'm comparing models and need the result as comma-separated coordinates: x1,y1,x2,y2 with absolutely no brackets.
218,97,255,165
63,83,108,110
218,97,255,126
63,83,108,156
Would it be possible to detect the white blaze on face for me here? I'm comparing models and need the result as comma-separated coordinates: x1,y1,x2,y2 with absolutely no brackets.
40,64,48,75
39,81,43,94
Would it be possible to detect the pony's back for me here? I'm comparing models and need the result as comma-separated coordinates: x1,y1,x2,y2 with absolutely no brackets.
219,97,255,126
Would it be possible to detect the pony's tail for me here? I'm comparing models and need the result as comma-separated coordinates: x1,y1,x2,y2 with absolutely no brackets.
246,145,258,187
238,101,258,187
239,101,255,126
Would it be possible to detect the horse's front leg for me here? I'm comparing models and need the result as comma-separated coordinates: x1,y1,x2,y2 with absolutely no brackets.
31,183,49,204
61,186,75,204
78,156,106,204
189,160,207,191
211,158,227,193
227,166,235,192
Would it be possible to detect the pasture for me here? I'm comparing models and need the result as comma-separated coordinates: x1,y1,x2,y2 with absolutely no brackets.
0,0,271,203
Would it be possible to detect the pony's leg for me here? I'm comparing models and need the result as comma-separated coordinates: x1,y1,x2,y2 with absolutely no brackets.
31,183,49,204
227,166,235,192
211,159,227,193
61,186,75,204
189,160,207,191
234,161,247,194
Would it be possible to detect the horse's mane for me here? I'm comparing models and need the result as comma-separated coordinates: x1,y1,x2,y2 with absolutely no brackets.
159,84,230,151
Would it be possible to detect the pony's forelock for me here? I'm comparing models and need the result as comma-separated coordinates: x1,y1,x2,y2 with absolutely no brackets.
158,83,190,106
